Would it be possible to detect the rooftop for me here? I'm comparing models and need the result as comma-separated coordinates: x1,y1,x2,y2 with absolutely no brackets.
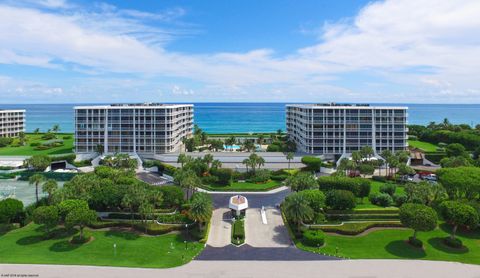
74,103,193,109
286,103,408,110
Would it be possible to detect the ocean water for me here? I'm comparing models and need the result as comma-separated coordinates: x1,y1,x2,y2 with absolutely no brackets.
0,103,479,134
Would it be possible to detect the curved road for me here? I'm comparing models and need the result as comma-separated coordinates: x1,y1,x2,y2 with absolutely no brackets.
1,260,479,278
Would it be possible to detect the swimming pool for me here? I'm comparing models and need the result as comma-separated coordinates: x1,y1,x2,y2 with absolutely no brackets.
223,144,241,150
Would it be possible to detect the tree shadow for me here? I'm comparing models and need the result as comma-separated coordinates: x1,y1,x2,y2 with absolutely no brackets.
439,223,480,240
105,229,140,240
384,240,426,258
50,227,77,239
49,240,81,252
428,237,469,254
16,235,44,245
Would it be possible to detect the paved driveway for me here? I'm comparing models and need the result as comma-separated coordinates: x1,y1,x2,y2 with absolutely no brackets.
210,189,291,209
206,209,232,247
245,208,290,247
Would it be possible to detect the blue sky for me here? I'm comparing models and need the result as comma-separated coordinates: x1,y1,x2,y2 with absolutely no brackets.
0,0,479,103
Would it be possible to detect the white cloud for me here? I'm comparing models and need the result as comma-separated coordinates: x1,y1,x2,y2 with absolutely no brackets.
0,0,479,102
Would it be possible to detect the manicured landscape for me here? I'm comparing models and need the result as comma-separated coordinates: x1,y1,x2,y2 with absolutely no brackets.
200,180,281,192
299,224,480,264
0,224,203,268
0,133,74,156
408,140,439,153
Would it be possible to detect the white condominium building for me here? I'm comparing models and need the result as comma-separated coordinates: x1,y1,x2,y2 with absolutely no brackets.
286,103,408,155
74,103,193,154
0,109,25,138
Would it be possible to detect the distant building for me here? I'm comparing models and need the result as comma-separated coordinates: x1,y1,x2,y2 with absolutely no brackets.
286,103,408,156
0,109,25,138
74,103,193,154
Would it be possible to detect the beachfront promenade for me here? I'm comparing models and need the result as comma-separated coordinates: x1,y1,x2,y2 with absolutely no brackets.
2,260,479,278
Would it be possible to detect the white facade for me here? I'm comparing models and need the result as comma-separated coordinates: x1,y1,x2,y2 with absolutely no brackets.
0,109,25,138
74,103,193,154
286,103,408,155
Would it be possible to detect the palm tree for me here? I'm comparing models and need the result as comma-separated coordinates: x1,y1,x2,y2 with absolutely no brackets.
257,134,265,145
29,174,45,204
177,153,188,168
242,158,250,172
174,169,201,199
380,149,393,176
139,202,154,233
243,153,265,174
200,131,208,145
203,154,214,169
33,128,40,134
285,152,294,169
225,136,236,147
211,159,222,170
18,132,26,146
121,194,135,227
189,192,213,231
360,146,374,161
284,194,313,231
52,124,60,134
243,140,255,152
337,158,350,176
42,179,58,204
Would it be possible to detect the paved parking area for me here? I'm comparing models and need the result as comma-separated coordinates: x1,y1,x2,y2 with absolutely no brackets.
245,208,290,247
206,209,232,247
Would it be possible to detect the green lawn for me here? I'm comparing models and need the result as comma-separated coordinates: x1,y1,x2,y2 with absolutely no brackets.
408,140,439,153
0,133,74,156
355,181,405,209
299,224,480,264
0,224,203,268
200,180,281,192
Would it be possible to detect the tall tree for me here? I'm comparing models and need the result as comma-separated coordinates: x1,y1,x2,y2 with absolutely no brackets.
286,152,294,169
399,203,437,245
440,201,479,241
284,193,313,231
189,192,213,231
42,179,58,204
65,206,97,241
29,174,45,204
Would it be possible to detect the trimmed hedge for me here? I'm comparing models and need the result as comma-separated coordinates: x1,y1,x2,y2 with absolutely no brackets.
302,229,325,247
88,220,182,235
17,171,77,181
326,208,399,214
312,221,403,235
232,219,245,245
318,176,371,197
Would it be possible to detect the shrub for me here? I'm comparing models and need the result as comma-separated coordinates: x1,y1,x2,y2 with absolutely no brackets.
62,135,72,140
297,189,326,212
314,222,403,235
232,220,245,244
51,154,76,163
249,169,270,183
266,143,282,152
379,183,397,196
41,133,56,140
29,142,40,147
301,156,322,171
326,190,356,210
302,229,325,247
0,137,13,147
369,193,393,207
159,185,184,208
210,168,233,186
393,194,408,207
318,176,371,197
372,176,387,182
443,237,463,248
0,198,24,224
313,213,326,224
